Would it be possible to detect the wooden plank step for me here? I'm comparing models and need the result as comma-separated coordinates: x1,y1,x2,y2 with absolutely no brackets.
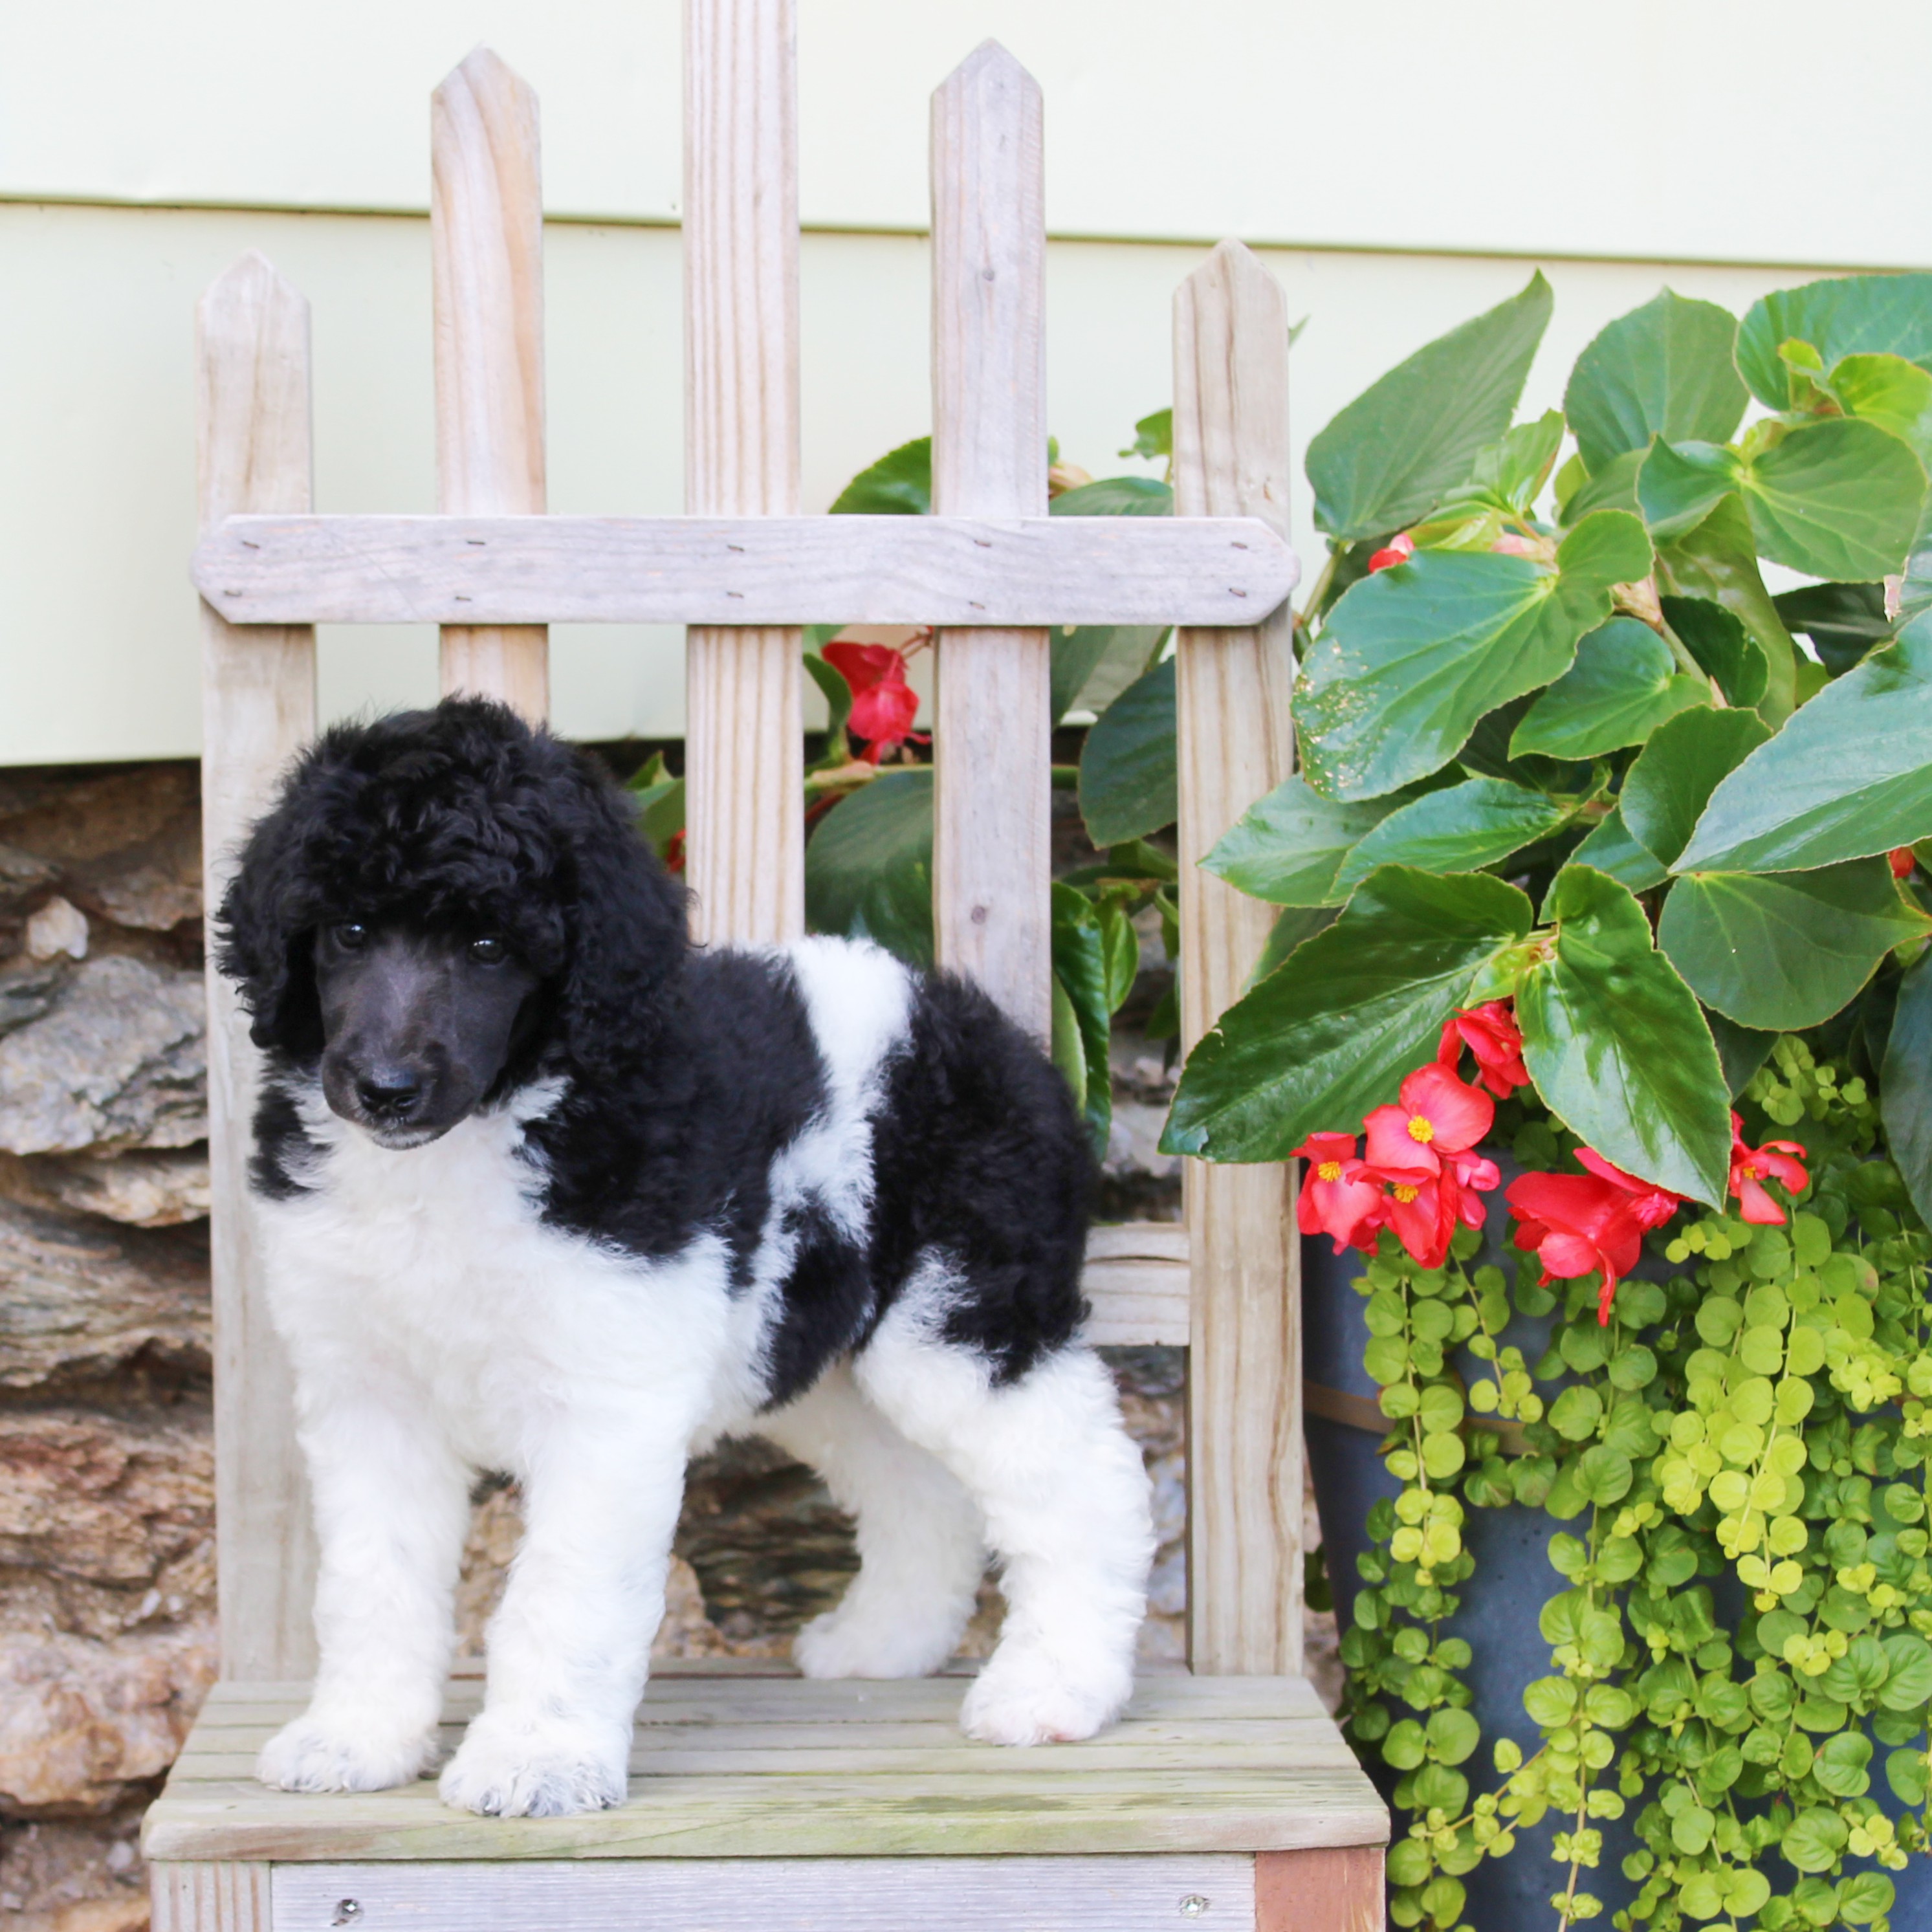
143,1673,1385,1864
190,513,1297,628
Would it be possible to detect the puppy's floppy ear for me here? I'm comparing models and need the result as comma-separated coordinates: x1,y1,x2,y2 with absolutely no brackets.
556,756,688,1077
214,774,325,1059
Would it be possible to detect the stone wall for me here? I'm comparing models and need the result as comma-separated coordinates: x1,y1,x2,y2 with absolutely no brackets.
0,760,1334,1929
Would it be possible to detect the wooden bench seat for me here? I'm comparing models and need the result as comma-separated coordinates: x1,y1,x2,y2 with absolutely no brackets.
145,1669,1385,1928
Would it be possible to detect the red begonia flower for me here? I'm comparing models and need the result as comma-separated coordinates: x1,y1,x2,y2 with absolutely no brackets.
1362,1062,1495,1178
1373,1166,1456,1270
824,642,926,760
1574,1148,1684,1232
1504,1171,1645,1324
1891,847,1917,880
1367,532,1415,573
1728,1112,1809,1225
663,828,686,877
1291,1133,1384,1254
1438,1001,1531,1099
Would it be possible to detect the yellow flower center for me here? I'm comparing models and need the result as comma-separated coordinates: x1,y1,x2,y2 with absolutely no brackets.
1316,1160,1343,1183
1392,1183,1420,1204
1407,1115,1435,1144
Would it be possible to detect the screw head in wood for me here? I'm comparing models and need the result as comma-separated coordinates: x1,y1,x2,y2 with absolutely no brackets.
332,1902,363,1926
1179,1898,1210,1918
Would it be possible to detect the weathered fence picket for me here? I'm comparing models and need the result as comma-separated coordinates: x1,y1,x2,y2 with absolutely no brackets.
155,12,1389,1926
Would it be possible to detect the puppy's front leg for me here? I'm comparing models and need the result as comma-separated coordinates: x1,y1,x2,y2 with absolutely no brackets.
258,1385,471,1792
439,1409,688,1817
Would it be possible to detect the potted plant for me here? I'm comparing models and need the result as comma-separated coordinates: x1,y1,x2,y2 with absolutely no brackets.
1161,272,1932,1931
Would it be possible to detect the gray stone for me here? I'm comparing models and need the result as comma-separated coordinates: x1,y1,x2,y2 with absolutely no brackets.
0,1622,215,1812
0,1150,210,1229
0,955,205,1157
0,1200,209,1389
0,956,73,1042
0,844,58,917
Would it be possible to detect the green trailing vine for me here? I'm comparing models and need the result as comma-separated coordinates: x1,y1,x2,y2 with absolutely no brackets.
1341,1051,1932,1932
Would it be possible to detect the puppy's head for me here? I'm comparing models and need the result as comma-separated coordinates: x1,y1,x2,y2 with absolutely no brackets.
217,697,686,1147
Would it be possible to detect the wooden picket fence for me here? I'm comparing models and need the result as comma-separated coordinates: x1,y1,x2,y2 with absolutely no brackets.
146,5,1388,1927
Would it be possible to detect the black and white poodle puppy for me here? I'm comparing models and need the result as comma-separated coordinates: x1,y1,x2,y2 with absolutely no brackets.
217,696,1153,1817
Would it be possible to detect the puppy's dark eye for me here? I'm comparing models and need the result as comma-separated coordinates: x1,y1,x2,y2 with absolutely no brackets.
469,936,508,965
333,923,368,951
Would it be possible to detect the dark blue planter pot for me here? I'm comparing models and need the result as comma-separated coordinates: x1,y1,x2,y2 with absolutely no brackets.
1305,1217,1932,1929
1302,1220,1642,1929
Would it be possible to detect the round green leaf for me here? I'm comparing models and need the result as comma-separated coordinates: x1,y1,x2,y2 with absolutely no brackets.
1079,657,1176,846
1510,616,1709,759
1887,1747,1930,1805
1161,867,1533,1161
1837,1872,1896,1926
1308,271,1552,542
1623,707,1774,868
1564,291,1747,475
1779,1807,1849,1873
1518,866,1733,1206
1523,1676,1577,1728
1880,1633,1932,1711
1201,775,1396,907
1427,1706,1480,1766
1548,1384,1604,1442
1575,1445,1634,1504
1300,510,1653,801
1049,476,1172,518
1661,857,1929,1029
1382,1718,1427,1769
1676,611,1932,873
1814,1731,1873,1797
1332,777,1573,895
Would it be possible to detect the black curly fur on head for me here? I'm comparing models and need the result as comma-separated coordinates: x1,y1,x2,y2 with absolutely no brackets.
216,698,686,1081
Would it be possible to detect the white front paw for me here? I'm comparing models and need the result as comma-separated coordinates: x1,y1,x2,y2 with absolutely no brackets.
257,1711,437,1793
438,1710,628,1817
960,1649,1130,1747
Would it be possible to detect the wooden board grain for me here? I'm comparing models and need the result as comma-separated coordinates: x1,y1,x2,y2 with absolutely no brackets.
431,47,549,719
1173,242,1302,1678
929,42,1051,1040
149,1860,271,1932
190,513,1292,628
683,0,804,946
270,1855,1258,1930
1257,1844,1386,1932
1082,1220,1191,1346
195,250,320,1682
142,1674,1387,1865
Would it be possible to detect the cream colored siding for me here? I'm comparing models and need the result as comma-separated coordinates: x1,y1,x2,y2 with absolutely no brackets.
0,2,1922,763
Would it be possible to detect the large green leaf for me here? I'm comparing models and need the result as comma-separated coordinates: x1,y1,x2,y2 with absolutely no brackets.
1562,446,1643,522
1509,616,1708,758
1661,595,1768,708
804,768,933,966
1298,510,1652,801
1561,805,1667,899
1305,272,1552,542
1079,657,1176,845
1049,476,1172,518
1160,868,1534,1161
1615,704,1772,869
1636,438,1739,542
1331,778,1572,897
1882,948,1932,1230
1518,866,1732,1205
1051,882,1114,1156
1827,352,1932,467
1705,1007,1777,1099
1772,582,1892,679
1737,273,1932,409
1656,495,1799,723
1674,612,1932,873
1201,775,1398,906
1738,418,1927,581
829,435,931,514
1047,474,1172,721
1564,291,1748,476
1660,859,1928,1029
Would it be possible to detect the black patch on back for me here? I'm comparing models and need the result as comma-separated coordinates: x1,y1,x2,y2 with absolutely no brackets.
861,972,1093,1384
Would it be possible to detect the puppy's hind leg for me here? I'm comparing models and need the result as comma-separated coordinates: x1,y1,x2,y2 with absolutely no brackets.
852,1274,1155,1746
760,1361,985,1680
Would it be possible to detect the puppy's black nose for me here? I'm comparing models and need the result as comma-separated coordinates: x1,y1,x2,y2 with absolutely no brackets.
355,1068,424,1120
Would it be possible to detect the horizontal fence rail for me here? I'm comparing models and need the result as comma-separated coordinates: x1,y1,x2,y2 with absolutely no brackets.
191,514,1298,627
